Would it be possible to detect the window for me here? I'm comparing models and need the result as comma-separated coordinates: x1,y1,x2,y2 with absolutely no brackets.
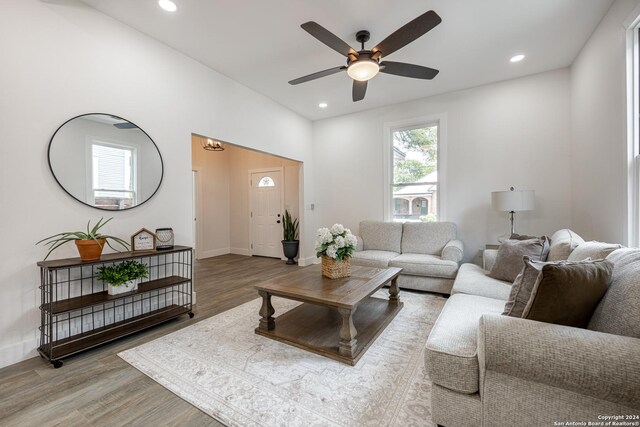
634,27,640,246
628,22,640,246
91,142,136,209
389,124,439,222
258,176,275,187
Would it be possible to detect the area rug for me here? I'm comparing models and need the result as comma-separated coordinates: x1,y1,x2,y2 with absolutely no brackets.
118,291,446,427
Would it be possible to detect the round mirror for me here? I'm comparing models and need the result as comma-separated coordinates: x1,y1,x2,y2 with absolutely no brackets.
48,113,163,210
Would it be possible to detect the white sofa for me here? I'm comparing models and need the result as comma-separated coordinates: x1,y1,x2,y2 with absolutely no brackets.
424,229,640,426
351,220,464,294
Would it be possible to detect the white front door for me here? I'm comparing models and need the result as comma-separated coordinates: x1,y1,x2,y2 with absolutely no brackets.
250,169,283,258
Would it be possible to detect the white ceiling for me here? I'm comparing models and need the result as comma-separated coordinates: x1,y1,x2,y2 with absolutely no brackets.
80,0,613,121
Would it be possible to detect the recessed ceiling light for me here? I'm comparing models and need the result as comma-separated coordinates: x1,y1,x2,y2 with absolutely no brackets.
158,0,177,12
318,102,328,108
510,54,525,63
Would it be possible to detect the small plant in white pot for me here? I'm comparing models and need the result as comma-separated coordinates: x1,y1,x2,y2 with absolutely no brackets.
97,260,149,295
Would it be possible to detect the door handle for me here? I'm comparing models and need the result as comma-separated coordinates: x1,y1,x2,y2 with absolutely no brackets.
277,220,281,224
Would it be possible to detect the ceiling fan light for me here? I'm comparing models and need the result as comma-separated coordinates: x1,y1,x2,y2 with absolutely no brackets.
347,59,380,82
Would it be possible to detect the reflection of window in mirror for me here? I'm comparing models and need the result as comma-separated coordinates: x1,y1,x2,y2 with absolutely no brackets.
88,141,138,209
258,176,275,187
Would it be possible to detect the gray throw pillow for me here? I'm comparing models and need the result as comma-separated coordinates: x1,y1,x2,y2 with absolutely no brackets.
503,257,592,318
567,241,623,262
488,237,550,282
509,233,539,241
502,257,539,317
522,259,613,328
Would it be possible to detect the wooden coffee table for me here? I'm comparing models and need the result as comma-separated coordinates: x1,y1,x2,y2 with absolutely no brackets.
254,265,403,365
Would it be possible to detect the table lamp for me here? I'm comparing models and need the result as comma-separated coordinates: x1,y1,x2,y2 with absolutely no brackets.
491,187,535,242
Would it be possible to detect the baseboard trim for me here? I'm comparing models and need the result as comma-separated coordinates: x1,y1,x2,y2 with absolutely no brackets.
0,338,39,369
297,256,320,267
230,247,250,256
198,248,230,259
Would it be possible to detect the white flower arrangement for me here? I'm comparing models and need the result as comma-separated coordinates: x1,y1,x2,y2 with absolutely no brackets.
315,224,357,261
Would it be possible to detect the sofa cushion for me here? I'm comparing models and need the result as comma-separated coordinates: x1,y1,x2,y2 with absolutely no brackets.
350,250,399,268
389,253,458,278
488,237,550,282
547,229,584,261
401,221,457,255
425,293,506,394
359,221,403,253
589,248,640,338
451,263,512,300
523,259,612,328
567,241,623,261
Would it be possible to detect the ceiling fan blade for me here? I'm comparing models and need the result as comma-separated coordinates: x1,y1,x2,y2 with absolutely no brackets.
301,21,358,58
372,10,441,59
352,80,367,102
380,61,439,79
288,66,346,85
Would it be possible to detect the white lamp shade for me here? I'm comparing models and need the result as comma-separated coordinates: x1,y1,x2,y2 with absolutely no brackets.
347,60,380,81
491,190,535,212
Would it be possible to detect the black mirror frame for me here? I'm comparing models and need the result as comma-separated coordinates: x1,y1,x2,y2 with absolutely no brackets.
47,113,164,211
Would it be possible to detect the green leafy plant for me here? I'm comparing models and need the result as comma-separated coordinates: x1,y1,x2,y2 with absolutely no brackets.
97,260,149,287
282,210,299,241
36,217,130,260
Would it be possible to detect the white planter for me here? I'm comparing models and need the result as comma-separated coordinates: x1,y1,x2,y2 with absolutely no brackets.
107,279,139,296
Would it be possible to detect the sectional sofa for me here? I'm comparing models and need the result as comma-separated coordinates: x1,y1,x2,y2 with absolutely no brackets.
351,220,464,294
425,229,640,426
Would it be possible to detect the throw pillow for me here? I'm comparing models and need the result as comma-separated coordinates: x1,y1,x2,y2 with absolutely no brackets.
509,233,539,240
522,259,613,328
488,237,550,282
503,257,592,318
567,241,623,262
502,257,539,317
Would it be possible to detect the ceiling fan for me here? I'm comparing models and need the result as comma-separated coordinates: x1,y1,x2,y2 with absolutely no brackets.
288,10,442,102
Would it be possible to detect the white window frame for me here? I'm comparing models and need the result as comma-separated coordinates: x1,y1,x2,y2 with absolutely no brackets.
625,7,640,247
85,136,139,206
383,114,447,221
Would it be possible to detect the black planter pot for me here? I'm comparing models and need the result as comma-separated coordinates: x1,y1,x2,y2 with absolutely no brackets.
281,240,299,265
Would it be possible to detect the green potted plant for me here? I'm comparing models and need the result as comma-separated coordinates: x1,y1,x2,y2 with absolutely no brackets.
97,260,149,295
281,210,299,265
37,217,130,261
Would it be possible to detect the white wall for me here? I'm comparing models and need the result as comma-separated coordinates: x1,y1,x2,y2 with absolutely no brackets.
0,0,314,368
571,0,640,245
191,136,301,259
191,136,231,258
227,146,300,256
313,69,573,263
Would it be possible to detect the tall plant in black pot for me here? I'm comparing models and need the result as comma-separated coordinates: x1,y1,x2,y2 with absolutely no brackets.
281,210,299,265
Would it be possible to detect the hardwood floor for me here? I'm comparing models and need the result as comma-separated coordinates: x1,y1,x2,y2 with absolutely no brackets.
0,254,302,427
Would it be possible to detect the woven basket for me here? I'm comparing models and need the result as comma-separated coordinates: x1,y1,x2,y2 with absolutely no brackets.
321,255,351,279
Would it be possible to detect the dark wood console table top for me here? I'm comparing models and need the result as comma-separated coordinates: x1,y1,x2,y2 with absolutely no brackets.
254,264,403,365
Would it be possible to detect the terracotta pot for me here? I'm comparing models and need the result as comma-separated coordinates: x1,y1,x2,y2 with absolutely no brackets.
75,238,106,261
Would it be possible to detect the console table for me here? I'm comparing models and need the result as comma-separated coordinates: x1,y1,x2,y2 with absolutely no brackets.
37,246,193,368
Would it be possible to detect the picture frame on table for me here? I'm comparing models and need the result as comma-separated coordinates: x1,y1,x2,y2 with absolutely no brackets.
131,228,156,253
